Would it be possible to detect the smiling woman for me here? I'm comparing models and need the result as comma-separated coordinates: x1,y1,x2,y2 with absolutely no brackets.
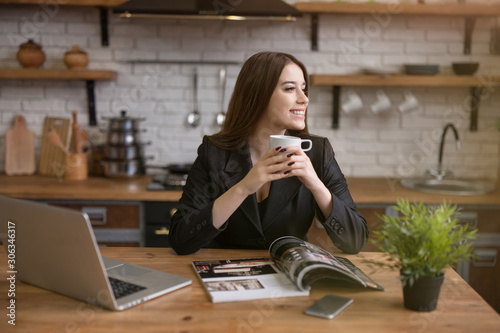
210,51,311,150
256,62,309,135
168,51,369,255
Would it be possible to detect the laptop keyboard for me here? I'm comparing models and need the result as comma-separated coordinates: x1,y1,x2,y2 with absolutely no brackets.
108,277,147,299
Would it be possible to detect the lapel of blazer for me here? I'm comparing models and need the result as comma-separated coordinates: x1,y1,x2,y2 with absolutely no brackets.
261,176,302,229
222,146,264,237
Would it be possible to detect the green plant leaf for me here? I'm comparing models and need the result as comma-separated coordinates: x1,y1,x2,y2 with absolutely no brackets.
369,199,478,286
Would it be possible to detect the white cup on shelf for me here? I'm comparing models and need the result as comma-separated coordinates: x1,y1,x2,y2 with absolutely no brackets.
398,90,419,113
370,90,392,114
341,89,363,114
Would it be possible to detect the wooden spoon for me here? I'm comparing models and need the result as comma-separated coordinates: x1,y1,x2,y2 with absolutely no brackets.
47,126,69,155
72,110,80,153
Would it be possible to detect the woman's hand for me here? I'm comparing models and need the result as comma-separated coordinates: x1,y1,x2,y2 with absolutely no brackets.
281,146,322,190
213,146,294,229
214,145,332,228
238,147,296,196
282,146,333,218
213,146,296,228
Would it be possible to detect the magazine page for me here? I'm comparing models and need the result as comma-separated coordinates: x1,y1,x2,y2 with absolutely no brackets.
269,236,384,291
192,257,309,303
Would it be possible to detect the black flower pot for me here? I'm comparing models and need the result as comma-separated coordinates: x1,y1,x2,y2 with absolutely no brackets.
402,274,444,312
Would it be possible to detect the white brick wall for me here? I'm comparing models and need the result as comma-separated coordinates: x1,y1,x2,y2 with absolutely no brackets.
0,1,499,180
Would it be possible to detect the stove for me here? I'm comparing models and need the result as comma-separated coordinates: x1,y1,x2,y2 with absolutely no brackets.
147,172,188,191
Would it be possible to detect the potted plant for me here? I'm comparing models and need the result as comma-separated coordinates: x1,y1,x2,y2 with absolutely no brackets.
370,199,477,312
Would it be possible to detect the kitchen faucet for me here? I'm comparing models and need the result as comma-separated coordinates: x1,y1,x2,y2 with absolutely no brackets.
428,123,461,180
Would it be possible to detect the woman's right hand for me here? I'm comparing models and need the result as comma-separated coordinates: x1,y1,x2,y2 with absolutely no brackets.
212,146,294,229
238,147,294,195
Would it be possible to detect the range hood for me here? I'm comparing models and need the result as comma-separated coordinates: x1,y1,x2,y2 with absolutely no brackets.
113,0,302,21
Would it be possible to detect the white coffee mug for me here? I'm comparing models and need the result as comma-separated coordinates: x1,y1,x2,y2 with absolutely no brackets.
269,135,312,153
398,90,419,113
341,89,363,114
370,90,392,114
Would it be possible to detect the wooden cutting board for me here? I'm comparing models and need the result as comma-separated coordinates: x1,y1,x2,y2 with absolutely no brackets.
5,115,36,176
38,117,72,177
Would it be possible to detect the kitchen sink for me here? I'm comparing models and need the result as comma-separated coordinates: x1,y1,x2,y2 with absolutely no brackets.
400,178,497,196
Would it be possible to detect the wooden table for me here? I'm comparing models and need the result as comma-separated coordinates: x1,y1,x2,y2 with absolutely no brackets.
0,248,499,333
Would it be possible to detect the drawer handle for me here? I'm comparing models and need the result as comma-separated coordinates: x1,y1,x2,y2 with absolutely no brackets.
472,249,497,267
154,227,170,236
456,211,478,229
81,206,107,225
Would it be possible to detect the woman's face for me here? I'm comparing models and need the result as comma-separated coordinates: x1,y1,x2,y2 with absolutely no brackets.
261,63,309,133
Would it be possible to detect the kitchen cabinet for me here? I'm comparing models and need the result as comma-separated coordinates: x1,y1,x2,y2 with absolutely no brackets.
357,205,388,252
455,206,500,314
45,200,144,247
143,201,178,247
0,68,117,126
468,245,500,313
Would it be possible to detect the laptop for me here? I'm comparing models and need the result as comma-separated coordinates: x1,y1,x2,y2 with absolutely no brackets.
0,195,191,311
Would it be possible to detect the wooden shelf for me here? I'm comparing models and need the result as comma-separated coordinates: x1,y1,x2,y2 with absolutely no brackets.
295,2,500,16
311,74,494,131
0,0,123,45
0,68,117,80
0,68,117,126
0,0,127,7
311,74,500,87
295,2,500,53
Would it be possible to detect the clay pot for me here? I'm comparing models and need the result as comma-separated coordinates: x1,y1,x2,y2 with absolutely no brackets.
63,45,89,70
16,39,46,69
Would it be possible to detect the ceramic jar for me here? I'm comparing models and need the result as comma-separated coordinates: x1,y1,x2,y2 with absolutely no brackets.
16,39,46,69
63,45,89,70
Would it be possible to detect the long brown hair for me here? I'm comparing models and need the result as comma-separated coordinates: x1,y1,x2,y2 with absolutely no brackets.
209,51,309,150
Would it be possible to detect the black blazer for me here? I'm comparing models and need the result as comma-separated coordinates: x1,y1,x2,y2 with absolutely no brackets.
169,134,368,255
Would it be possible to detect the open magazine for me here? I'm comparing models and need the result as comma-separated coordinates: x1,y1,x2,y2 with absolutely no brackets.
192,236,384,303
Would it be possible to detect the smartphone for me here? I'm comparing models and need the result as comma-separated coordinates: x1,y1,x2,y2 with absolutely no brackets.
304,294,353,319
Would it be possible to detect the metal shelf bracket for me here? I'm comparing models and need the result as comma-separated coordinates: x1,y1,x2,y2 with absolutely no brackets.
86,80,97,126
464,17,476,54
332,86,340,129
99,7,109,47
311,14,319,51
470,86,483,131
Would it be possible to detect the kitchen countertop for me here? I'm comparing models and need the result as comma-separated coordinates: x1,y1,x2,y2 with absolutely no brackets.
0,174,499,205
